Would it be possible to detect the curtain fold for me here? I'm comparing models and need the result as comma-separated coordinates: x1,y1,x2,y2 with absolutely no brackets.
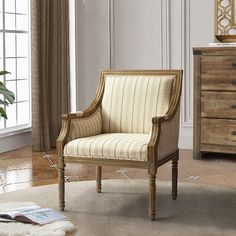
31,0,70,151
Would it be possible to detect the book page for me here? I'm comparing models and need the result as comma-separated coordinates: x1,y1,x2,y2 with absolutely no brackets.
15,208,67,225
0,217,14,222
0,210,20,219
0,205,40,220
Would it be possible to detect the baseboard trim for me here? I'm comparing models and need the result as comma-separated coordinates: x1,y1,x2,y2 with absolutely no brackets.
0,132,31,154
179,126,193,150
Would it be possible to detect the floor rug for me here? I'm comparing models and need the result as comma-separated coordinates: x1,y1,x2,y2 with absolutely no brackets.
0,180,235,236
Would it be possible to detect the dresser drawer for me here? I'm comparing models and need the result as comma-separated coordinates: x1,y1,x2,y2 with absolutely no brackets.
201,74,236,91
201,56,236,91
201,91,236,119
201,118,236,146
201,56,236,72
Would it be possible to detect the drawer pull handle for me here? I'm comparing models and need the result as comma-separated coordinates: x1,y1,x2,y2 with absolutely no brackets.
232,131,236,136
232,63,236,67
231,105,236,109
232,80,236,85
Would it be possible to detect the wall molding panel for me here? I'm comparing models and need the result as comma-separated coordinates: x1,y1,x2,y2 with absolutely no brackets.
109,0,115,68
76,0,111,110
161,0,170,69
75,0,214,149
184,0,194,127
182,0,193,127
75,0,85,109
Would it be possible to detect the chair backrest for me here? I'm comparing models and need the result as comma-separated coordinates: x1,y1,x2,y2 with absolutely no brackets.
100,70,182,134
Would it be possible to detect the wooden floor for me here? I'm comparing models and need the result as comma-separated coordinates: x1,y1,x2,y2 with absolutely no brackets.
0,147,235,194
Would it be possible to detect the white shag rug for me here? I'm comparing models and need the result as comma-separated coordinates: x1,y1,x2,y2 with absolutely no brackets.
0,202,76,236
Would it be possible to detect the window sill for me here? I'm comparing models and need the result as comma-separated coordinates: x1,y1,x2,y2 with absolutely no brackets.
0,126,32,139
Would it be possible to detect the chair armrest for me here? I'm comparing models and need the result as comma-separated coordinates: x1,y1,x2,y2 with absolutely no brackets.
59,110,84,120
149,70,182,162
56,108,102,157
68,108,102,141
156,109,180,159
148,108,180,162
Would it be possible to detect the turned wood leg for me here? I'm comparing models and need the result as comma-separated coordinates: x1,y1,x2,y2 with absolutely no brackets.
172,151,179,200
149,174,156,221
59,163,65,211
96,166,102,193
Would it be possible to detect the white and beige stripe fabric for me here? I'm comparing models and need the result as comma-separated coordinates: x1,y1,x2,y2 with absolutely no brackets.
67,108,102,142
157,109,180,160
65,74,179,161
101,75,174,133
64,133,149,161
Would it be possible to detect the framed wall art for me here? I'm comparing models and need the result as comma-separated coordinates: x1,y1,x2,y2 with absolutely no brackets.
215,0,236,41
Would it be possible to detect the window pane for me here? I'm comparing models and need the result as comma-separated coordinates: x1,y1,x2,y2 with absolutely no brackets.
5,80,16,97
5,0,15,13
17,58,28,79
5,58,16,80
5,82,15,128
17,80,28,101
16,0,28,14
6,103,16,128
0,32,2,58
16,14,28,31
5,33,16,57
5,13,15,30
17,102,29,125
0,13,2,29
0,0,2,12
17,34,28,57
1,0,30,131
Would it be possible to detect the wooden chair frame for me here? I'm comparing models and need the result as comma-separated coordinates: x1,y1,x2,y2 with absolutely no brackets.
57,70,183,220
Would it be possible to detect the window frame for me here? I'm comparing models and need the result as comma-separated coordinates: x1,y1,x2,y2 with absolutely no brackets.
0,0,31,137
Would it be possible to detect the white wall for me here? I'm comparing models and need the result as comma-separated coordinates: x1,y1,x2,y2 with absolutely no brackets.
75,0,215,149
76,0,111,109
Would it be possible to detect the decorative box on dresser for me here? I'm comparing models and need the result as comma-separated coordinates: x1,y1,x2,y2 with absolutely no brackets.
193,47,236,159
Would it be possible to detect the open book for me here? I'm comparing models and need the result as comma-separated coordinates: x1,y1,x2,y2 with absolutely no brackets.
0,205,67,225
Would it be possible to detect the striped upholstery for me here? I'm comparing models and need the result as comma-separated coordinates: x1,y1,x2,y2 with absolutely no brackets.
64,133,149,161
101,75,174,133
67,108,102,142
64,74,179,162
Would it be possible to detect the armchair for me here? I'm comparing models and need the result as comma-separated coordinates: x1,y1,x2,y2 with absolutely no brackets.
57,70,182,220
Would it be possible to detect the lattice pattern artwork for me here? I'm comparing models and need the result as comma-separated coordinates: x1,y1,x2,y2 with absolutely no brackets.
215,0,236,35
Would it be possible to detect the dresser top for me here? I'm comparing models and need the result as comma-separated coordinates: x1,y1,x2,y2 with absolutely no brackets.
193,47,236,55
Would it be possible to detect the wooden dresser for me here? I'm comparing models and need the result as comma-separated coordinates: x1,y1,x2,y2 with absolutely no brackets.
193,47,236,159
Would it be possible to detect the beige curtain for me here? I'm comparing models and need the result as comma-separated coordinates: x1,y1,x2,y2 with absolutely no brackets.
31,0,71,151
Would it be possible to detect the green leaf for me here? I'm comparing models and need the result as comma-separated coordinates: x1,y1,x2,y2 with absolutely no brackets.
0,81,15,104
0,99,10,106
0,107,7,119
0,71,15,120
0,71,11,76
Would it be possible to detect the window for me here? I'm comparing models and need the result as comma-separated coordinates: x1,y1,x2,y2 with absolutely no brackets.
0,0,30,133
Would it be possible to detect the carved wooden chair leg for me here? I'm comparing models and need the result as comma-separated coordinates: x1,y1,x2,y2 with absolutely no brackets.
172,150,179,200
58,162,65,211
149,174,156,221
96,166,102,193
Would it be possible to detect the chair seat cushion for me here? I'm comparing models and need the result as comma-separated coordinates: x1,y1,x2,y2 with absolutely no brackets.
64,133,149,161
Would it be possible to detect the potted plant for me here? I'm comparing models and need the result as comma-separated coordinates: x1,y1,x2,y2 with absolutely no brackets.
0,71,15,119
